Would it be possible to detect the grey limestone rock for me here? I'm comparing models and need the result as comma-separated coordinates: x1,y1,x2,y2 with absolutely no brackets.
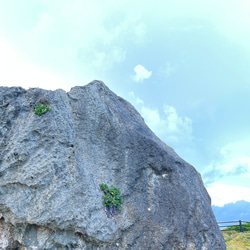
0,81,225,249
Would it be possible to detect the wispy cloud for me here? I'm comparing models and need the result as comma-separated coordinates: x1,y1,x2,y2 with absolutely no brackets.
202,140,250,186
0,1,150,84
129,92,192,145
133,65,152,82
203,163,248,186
1,0,250,87
207,184,250,206
78,46,126,72
158,62,176,77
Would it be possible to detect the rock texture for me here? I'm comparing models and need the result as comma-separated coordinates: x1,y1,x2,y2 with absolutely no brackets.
0,81,225,249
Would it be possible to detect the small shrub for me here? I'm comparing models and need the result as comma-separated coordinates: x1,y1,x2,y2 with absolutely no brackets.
34,104,51,116
100,183,124,211
226,222,250,232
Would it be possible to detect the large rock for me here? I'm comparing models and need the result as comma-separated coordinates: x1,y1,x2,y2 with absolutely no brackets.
0,81,225,249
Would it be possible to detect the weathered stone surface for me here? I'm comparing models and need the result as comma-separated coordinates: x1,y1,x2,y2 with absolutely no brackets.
0,81,225,249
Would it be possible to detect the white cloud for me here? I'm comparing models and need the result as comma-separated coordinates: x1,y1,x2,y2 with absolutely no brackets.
202,139,250,186
205,139,250,207
133,21,147,44
81,46,126,73
0,38,69,90
36,0,250,55
133,65,152,82
129,92,192,145
1,0,250,89
158,62,176,77
163,105,192,134
0,0,150,85
207,183,250,207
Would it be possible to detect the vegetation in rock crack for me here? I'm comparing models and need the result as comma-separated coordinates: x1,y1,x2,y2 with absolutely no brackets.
100,183,124,211
34,104,51,116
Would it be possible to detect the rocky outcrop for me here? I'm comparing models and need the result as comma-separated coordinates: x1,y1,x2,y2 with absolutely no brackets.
0,81,225,249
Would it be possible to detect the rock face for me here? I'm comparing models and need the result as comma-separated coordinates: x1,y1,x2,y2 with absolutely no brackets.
0,81,225,250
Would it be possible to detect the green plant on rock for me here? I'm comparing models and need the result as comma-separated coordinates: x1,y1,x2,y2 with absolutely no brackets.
100,183,124,211
34,104,51,116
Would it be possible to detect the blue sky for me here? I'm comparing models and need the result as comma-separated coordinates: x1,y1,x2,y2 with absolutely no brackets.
1,0,250,207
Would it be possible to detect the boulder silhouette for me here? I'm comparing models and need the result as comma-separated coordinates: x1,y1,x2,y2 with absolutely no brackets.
0,81,225,249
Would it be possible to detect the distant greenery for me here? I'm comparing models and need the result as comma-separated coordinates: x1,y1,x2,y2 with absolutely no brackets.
226,222,250,232
100,184,124,211
222,230,250,249
34,104,51,116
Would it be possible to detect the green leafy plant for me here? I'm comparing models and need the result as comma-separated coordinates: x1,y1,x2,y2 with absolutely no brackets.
100,183,124,211
226,222,250,232
34,104,51,116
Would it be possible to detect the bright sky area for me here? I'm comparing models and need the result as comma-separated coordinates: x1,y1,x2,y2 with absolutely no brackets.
0,0,250,207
